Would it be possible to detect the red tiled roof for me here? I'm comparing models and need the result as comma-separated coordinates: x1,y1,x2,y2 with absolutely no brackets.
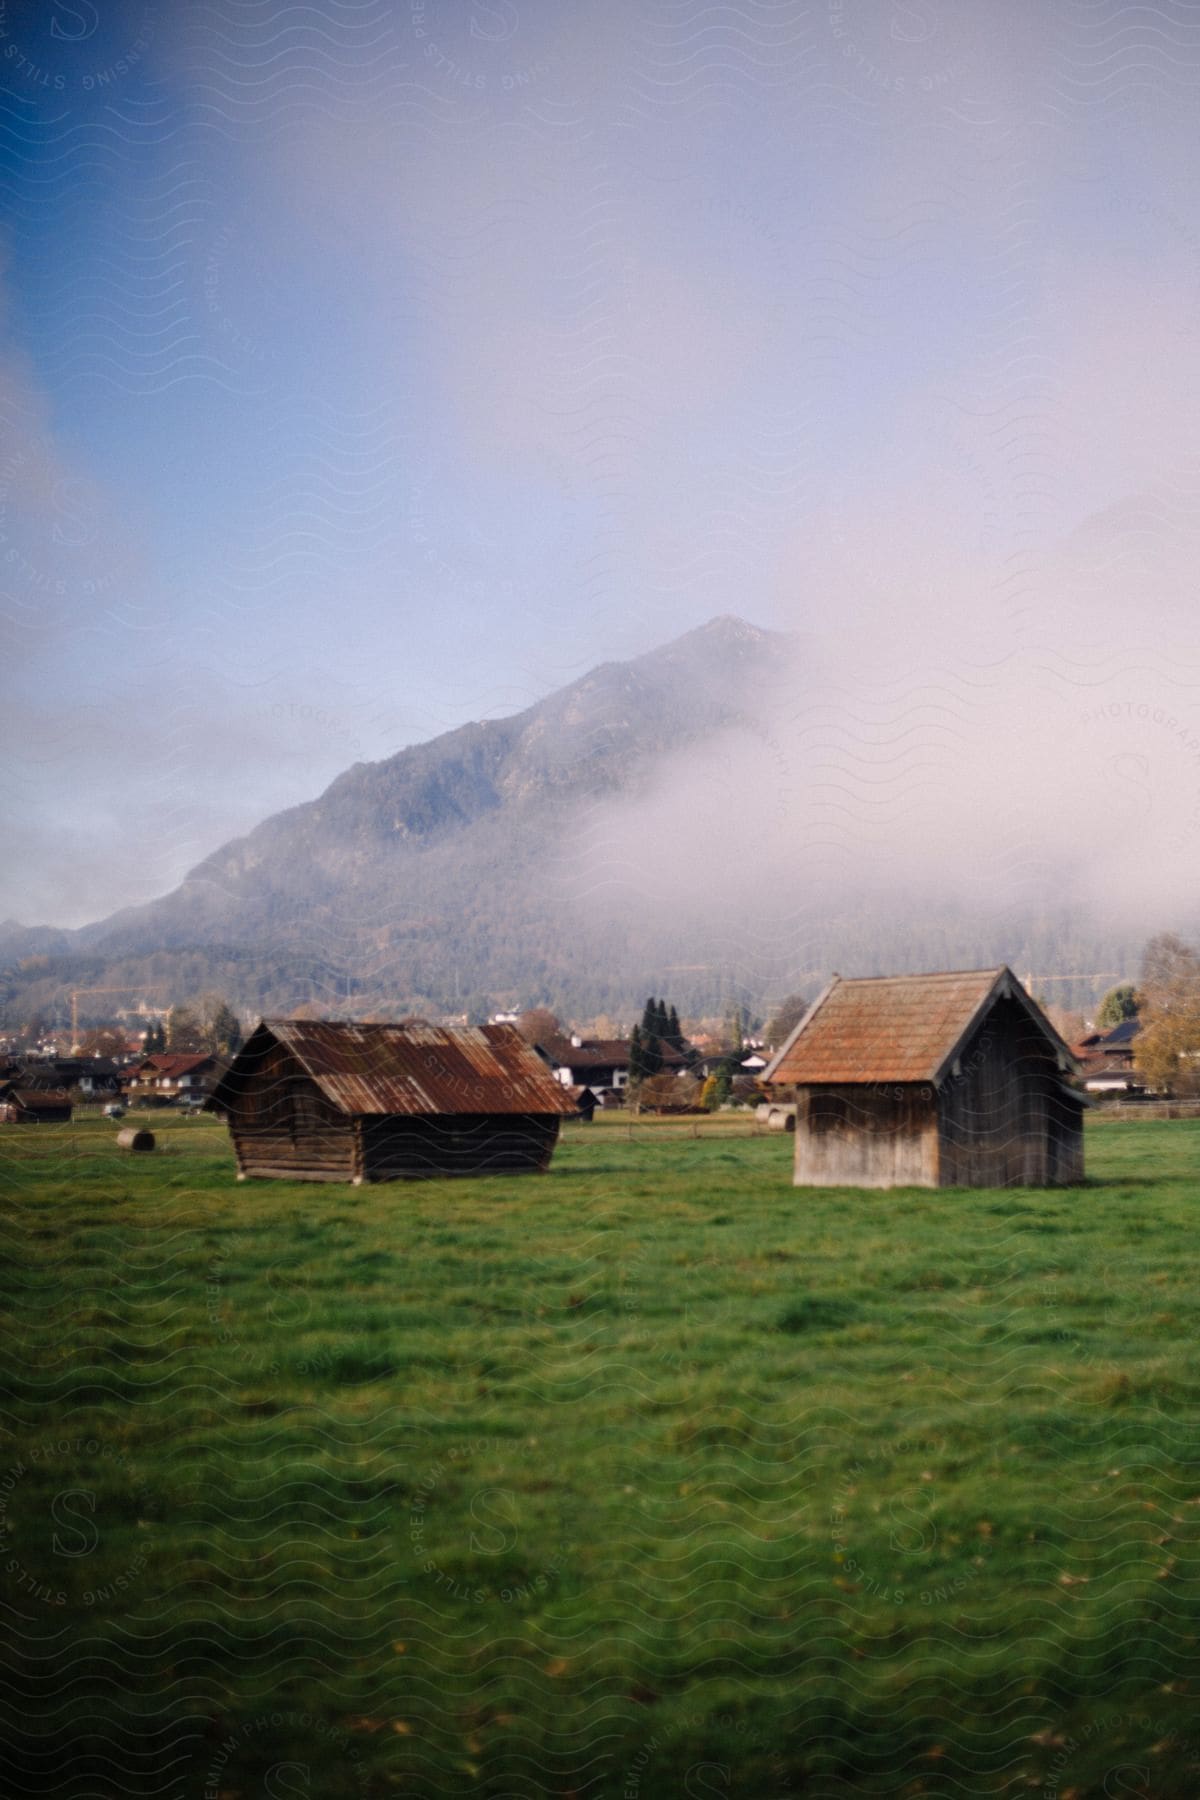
545,1037,629,1066
132,1054,215,1079
764,967,1073,1086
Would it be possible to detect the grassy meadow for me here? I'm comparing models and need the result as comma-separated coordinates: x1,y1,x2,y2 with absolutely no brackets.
3,1111,1200,1797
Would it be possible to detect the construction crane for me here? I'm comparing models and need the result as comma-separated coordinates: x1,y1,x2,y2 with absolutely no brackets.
69,985,168,1053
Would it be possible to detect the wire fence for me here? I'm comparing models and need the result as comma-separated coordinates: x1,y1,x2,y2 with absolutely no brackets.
566,1115,791,1141
1095,1098,1200,1120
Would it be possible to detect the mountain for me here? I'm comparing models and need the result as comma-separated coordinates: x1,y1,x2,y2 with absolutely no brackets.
81,613,786,958
0,614,1168,1029
7,618,806,1024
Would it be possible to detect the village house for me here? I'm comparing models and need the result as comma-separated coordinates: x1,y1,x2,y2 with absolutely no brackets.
126,1052,223,1106
20,1056,124,1098
208,1018,578,1183
1072,1017,1143,1097
545,1032,692,1101
762,966,1085,1189
545,1035,633,1099
71,1057,124,1097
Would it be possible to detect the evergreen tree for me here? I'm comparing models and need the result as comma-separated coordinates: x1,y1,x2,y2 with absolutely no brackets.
633,994,691,1074
166,1005,203,1052
628,1024,645,1085
1097,983,1138,1029
210,1001,242,1057
637,1000,658,1078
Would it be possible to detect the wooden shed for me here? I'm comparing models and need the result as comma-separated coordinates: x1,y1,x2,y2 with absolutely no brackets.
761,967,1085,1188
0,1086,74,1124
208,1018,578,1183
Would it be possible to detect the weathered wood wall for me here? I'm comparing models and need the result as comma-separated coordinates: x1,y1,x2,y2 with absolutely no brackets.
360,1113,560,1181
221,1034,563,1181
936,996,1084,1186
223,1036,358,1182
792,1084,938,1188
790,995,1085,1189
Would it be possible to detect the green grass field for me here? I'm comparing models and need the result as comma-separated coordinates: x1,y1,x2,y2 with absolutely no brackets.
3,1113,1200,1797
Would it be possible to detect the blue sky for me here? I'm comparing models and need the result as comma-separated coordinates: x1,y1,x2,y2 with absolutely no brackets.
3,0,1200,925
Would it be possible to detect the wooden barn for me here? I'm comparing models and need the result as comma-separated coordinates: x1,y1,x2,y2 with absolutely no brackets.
761,967,1085,1189
207,1018,579,1183
0,1086,73,1124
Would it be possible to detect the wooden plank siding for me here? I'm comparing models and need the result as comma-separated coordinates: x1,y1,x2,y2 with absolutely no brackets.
937,996,1084,1187
224,1035,358,1183
767,967,1086,1190
215,1022,571,1184
360,1113,560,1181
793,1083,938,1188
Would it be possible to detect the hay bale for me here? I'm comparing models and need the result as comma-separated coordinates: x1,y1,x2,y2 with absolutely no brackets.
116,1127,155,1153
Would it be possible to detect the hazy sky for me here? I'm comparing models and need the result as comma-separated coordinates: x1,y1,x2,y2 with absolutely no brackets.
3,0,1200,928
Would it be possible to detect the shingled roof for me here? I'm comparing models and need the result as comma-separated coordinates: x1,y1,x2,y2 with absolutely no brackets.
210,1019,578,1119
762,967,1076,1087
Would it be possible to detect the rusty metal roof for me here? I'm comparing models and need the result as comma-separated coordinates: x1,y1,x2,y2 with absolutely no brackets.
763,967,1076,1086
6,1088,73,1109
222,1019,579,1118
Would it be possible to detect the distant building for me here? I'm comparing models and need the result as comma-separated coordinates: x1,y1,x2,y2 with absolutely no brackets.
545,1033,691,1100
23,1057,123,1097
547,1035,633,1097
763,966,1085,1188
1072,1017,1143,1096
127,1053,223,1105
690,1047,764,1080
